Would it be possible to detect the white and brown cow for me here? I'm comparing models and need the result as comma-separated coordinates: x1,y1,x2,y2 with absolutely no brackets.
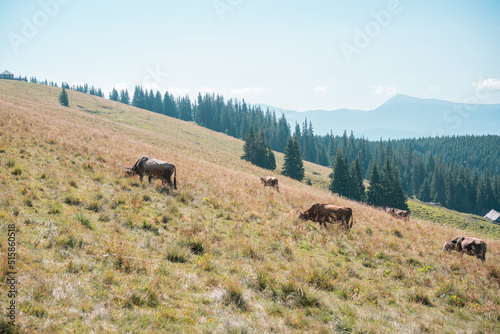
386,207,410,221
298,203,353,230
126,156,177,189
260,176,279,192
442,236,487,262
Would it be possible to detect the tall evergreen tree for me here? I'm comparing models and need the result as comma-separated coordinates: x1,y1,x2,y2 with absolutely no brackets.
349,157,365,202
282,136,304,181
59,87,69,107
119,89,130,104
367,161,383,207
242,126,257,163
162,91,177,118
317,144,329,167
330,150,349,197
109,87,119,101
131,86,145,109
153,91,163,114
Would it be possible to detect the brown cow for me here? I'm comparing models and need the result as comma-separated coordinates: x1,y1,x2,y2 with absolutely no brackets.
298,203,353,230
260,176,279,192
386,207,410,221
126,156,177,189
442,236,487,262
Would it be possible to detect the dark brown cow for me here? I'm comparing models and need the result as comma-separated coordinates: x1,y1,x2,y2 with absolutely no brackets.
298,203,353,230
386,207,410,221
442,236,487,262
260,176,279,192
126,156,177,189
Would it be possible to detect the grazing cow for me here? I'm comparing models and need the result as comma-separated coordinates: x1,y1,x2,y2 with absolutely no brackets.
125,156,177,189
298,203,353,230
260,176,279,192
442,236,487,262
386,207,410,221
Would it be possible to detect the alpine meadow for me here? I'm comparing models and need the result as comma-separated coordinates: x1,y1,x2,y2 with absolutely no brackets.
1,80,500,333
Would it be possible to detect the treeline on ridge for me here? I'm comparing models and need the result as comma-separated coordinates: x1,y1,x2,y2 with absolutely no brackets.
21,78,500,217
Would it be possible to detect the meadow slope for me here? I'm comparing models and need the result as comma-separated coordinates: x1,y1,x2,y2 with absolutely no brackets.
0,81,499,333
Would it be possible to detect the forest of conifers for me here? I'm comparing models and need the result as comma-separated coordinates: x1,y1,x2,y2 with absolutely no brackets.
25,78,500,217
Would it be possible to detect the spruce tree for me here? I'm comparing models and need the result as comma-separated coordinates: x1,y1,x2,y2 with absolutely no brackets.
109,87,119,101
153,91,163,114
119,90,130,104
330,150,349,197
59,87,69,107
367,161,383,207
390,166,408,210
317,144,329,167
349,157,365,202
242,126,257,163
282,136,304,181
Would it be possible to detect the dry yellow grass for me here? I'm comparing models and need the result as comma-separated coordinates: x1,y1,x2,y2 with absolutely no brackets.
0,80,499,333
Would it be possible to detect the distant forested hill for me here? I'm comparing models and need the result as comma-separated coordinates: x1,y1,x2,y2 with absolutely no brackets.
12,78,500,216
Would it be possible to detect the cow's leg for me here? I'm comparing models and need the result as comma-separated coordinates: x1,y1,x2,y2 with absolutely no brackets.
148,176,152,184
139,175,144,183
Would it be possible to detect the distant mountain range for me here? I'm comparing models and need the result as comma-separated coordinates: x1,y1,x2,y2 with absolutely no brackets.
256,94,500,140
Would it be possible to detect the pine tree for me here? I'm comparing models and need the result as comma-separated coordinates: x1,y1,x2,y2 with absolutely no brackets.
242,126,257,163
317,144,329,167
349,157,365,201
282,136,304,181
367,161,383,207
119,90,130,104
242,126,276,170
390,166,408,210
109,88,119,101
380,158,408,210
153,91,163,114
330,150,349,197
131,86,145,109
162,91,177,118
59,87,69,107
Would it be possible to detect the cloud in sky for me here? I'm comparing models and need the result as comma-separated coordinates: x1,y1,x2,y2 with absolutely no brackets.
112,82,128,91
370,85,397,96
472,78,500,91
315,86,328,93
426,85,441,93
231,88,265,94
166,86,190,95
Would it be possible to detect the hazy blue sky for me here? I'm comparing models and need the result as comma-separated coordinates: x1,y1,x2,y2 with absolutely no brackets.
1,0,500,111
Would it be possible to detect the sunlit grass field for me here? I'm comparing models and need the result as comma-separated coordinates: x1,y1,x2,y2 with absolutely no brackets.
1,80,499,333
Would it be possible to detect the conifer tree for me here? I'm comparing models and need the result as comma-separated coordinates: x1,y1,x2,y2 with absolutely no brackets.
282,136,304,181
349,157,365,201
367,161,383,207
131,86,145,109
317,144,329,167
109,88,119,101
162,91,177,118
330,150,349,197
241,126,276,170
242,126,257,163
119,89,130,104
153,91,163,114
59,87,69,107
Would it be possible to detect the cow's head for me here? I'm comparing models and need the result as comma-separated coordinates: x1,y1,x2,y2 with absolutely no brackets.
297,211,308,220
124,167,136,176
260,177,265,184
442,241,456,252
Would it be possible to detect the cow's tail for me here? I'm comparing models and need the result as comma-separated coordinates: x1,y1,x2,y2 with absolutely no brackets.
173,165,177,190
349,210,354,230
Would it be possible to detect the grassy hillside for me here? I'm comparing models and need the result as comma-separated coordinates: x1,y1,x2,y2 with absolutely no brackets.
409,201,500,240
0,80,499,333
